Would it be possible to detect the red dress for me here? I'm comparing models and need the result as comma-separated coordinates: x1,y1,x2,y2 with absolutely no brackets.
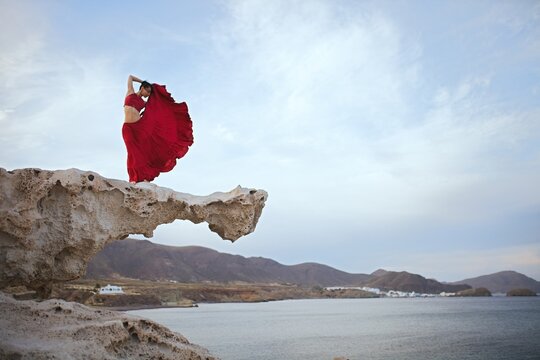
122,84,193,183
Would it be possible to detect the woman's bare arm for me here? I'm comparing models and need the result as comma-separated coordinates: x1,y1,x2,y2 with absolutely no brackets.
126,75,143,96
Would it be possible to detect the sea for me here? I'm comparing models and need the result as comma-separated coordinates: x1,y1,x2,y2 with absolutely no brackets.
127,297,540,360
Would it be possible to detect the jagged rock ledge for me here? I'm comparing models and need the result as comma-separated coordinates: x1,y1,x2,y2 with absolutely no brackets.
0,168,268,296
0,291,217,359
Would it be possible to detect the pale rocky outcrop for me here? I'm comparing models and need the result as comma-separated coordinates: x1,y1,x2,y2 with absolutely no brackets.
0,291,217,359
0,167,266,359
0,167,268,296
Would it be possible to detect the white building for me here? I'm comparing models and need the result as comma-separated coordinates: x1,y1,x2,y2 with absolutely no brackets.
99,284,124,295
361,287,381,295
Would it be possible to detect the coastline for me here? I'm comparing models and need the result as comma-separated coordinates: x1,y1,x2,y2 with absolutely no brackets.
98,302,199,312
56,278,378,310
56,278,536,312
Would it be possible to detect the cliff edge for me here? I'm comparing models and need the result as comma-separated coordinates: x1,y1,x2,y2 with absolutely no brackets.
0,168,267,296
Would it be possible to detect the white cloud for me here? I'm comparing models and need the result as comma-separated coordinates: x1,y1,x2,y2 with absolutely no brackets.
0,3,130,178
0,51,125,176
200,1,540,229
212,1,417,135
0,2,47,117
212,124,237,143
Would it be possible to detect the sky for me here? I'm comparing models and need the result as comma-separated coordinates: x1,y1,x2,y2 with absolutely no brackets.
1,0,539,282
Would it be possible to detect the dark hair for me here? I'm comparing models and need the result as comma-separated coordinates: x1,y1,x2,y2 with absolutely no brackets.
139,81,152,91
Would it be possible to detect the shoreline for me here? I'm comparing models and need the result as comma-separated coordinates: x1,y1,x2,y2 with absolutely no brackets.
57,279,535,312
99,303,198,312
110,294,536,313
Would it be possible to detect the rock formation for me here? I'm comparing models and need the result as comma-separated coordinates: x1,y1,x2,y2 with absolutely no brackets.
0,167,267,358
0,168,267,296
456,287,492,297
0,291,217,359
506,288,537,296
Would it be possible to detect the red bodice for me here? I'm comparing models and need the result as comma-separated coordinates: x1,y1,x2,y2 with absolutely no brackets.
124,93,146,112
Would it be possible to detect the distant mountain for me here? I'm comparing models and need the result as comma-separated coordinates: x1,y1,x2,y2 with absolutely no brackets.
370,269,389,277
85,239,371,287
363,270,471,294
452,271,540,293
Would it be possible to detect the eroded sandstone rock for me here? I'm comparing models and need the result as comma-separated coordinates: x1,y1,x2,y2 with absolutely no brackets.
0,291,218,359
0,168,267,295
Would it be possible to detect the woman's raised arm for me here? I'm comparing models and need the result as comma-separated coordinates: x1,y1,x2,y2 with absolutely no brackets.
126,75,143,96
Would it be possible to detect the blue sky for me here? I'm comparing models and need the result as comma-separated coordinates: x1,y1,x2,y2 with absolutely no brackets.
1,0,539,281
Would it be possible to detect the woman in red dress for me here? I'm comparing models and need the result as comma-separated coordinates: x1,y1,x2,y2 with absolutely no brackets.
122,75,194,183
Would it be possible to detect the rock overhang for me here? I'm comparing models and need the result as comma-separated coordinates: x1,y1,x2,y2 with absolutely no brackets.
0,167,268,296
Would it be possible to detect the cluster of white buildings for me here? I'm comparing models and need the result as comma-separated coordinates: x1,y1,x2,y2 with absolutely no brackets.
326,286,456,298
385,290,432,298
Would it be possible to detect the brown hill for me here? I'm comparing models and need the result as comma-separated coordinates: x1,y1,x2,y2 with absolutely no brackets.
85,239,371,287
370,269,389,277
506,288,537,297
456,287,492,297
363,270,471,294
452,271,540,293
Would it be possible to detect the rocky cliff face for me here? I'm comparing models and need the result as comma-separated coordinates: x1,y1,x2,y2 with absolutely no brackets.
0,168,267,296
0,167,267,359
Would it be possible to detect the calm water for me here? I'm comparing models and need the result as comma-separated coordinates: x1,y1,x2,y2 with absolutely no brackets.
128,297,540,360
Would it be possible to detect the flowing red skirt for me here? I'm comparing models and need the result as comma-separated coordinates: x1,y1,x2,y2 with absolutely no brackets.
122,84,193,183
